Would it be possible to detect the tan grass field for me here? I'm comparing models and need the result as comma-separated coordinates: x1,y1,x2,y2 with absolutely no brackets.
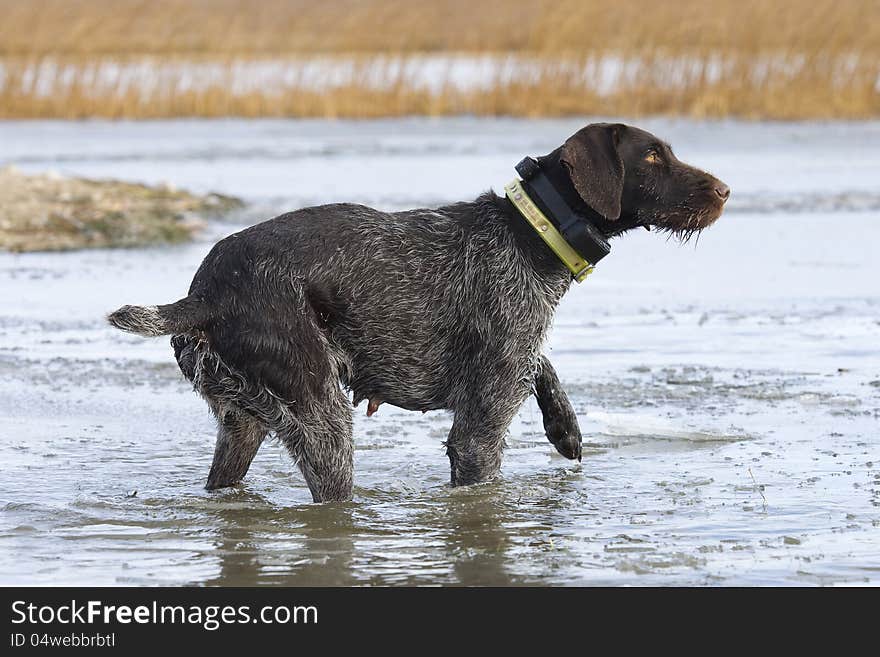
1,0,878,119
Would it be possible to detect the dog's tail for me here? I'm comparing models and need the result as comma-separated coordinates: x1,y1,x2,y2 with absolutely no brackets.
107,295,211,337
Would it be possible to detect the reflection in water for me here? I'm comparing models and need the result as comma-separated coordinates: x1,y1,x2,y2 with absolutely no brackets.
430,472,585,586
202,492,358,586
429,486,517,586
198,472,588,586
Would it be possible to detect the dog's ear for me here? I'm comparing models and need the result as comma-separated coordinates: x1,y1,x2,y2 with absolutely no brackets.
560,123,625,221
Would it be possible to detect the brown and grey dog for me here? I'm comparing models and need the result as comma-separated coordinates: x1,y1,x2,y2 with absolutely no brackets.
108,123,729,502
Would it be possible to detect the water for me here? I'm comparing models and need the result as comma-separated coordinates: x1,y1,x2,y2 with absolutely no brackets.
1,118,878,586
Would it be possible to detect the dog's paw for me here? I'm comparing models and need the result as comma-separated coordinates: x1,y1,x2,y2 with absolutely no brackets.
545,419,582,461
551,433,582,461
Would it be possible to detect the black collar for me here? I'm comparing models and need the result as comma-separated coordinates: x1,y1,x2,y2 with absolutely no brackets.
515,157,611,266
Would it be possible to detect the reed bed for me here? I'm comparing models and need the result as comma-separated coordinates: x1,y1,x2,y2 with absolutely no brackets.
0,0,878,119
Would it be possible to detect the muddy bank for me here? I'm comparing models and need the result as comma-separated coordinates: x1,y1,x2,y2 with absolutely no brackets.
0,166,242,252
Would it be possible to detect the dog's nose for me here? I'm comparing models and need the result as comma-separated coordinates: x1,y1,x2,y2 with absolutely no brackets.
714,182,731,202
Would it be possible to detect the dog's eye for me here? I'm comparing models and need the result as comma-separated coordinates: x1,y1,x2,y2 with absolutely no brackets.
645,151,661,164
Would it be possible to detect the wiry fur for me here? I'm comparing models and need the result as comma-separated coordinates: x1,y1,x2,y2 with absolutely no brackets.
107,305,166,336
108,123,728,502
109,296,211,337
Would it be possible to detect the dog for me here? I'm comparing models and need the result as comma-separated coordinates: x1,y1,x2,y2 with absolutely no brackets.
109,123,729,502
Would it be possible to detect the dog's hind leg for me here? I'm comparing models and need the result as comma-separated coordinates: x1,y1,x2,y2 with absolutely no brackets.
192,283,353,501
205,412,266,490
277,385,354,503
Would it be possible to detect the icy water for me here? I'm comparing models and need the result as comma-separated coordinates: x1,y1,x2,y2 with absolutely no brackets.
1,118,879,586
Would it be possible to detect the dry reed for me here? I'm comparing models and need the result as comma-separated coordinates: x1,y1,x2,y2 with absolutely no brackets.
0,0,878,119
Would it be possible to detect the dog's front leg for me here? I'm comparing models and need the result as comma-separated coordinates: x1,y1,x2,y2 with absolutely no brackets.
445,401,520,487
534,355,582,461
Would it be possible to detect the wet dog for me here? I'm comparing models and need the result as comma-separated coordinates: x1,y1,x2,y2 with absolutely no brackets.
109,123,729,502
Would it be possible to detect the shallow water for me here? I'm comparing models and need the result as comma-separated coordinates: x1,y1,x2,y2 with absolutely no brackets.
1,118,879,586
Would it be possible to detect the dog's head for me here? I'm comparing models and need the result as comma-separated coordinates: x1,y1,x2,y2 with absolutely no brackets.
557,123,729,240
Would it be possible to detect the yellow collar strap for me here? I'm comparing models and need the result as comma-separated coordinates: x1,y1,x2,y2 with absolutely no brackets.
504,179,595,282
